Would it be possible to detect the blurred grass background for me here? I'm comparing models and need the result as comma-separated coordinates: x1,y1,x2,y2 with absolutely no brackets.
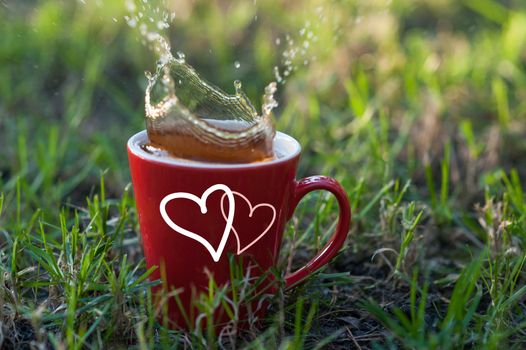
1,0,526,348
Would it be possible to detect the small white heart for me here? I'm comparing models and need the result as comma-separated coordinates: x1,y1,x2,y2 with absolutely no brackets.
220,192,276,254
159,184,235,262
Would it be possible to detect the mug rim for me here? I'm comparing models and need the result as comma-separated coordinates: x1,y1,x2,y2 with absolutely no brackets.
127,130,302,169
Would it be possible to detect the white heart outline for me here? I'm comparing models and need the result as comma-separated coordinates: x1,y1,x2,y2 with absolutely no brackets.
220,192,276,254
159,184,235,262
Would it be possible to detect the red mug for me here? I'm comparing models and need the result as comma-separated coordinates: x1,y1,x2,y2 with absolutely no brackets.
127,130,351,328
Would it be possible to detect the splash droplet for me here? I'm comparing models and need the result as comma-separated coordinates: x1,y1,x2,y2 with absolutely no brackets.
273,66,283,83
234,79,242,93
234,61,241,69
262,82,278,116
157,21,169,30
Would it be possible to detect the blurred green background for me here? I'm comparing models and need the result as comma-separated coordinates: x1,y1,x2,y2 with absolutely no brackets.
2,0,526,211
1,0,526,348
1,0,525,195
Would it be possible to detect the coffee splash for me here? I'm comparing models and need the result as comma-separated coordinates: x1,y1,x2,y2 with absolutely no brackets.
144,37,277,163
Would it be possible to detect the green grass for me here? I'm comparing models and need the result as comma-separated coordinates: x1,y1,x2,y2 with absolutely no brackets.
1,0,526,348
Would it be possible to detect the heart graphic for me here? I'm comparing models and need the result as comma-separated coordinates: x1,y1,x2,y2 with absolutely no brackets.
159,184,235,262
220,192,276,254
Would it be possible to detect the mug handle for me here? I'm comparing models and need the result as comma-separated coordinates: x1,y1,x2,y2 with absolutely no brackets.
284,176,351,288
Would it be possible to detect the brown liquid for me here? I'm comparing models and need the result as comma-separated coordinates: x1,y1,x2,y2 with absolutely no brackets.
146,119,275,163
144,53,277,164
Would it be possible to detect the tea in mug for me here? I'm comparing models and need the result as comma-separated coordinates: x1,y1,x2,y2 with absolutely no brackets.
145,52,277,164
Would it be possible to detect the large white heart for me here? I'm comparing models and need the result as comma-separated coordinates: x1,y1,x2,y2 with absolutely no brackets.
220,191,276,255
159,184,235,262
